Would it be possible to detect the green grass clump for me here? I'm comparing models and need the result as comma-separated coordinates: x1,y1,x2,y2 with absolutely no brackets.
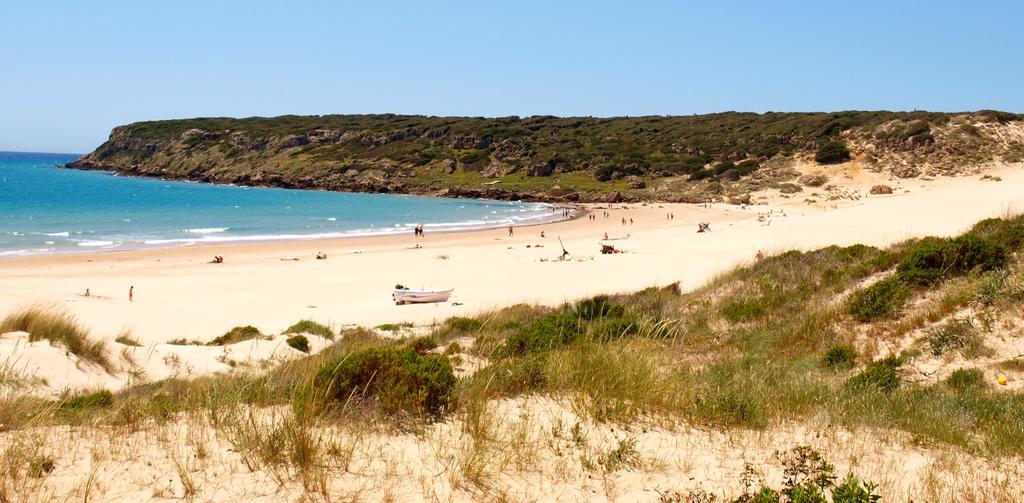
284,319,334,339
497,312,581,358
286,334,310,353
60,389,114,411
848,276,910,322
924,317,983,357
315,346,456,417
574,295,625,320
821,345,857,370
208,325,263,346
0,306,110,370
845,357,902,393
946,368,987,391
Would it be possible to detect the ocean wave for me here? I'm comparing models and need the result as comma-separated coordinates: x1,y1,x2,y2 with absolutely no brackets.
77,240,116,247
186,227,229,234
43,231,70,237
0,247,54,256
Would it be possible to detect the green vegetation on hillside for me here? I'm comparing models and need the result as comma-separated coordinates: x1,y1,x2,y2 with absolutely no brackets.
71,110,1024,202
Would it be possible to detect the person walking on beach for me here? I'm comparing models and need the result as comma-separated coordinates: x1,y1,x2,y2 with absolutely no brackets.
129,286,134,302
508,225,514,237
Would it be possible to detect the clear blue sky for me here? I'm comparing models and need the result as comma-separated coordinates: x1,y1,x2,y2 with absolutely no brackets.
2,1,1021,153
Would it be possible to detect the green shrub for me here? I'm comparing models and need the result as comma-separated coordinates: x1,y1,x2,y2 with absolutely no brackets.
284,319,334,339
574,295,625,320
896,237,952,286
408,336,438,354
822,345,857,370
924,317,982,357
831,474,881,502
845,357,902,393
966,216,1024,251
945,368,986,391
730,446,879,503
60,389,114,410
814,141,851,164
208,325,262,346
946,235,1007,274
847,276,910,322
897,235,1007,286
315,346,456,417
497,312,580,357
286,334,310,353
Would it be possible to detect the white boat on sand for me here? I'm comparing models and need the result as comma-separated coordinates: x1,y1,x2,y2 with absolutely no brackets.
393,285,453,305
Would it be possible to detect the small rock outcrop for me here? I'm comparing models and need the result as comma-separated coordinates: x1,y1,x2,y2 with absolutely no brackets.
869,184,894,195
799,173,828,187
892,165,920,179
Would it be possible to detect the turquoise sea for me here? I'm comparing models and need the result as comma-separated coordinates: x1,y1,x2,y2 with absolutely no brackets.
0,151,556,256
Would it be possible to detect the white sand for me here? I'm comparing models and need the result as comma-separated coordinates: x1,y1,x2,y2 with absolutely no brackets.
1,163,1022,390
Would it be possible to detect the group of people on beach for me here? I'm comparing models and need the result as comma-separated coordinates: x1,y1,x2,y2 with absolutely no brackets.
413,225,425,237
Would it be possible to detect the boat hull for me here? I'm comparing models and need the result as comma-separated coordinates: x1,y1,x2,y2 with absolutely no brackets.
393,289,453,305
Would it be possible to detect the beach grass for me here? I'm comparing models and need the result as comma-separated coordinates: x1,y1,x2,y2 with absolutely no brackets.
0,306,111,371
284,319,335,340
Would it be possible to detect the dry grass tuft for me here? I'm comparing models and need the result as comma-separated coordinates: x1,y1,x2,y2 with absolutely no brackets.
0,305,111,371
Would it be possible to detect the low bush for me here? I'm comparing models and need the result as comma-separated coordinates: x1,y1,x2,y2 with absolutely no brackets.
848,276,910,322
208,325,263,346
408,336,438,354
814,141,851,164
821,345,857,370
284,319,334,339
315,346,456,417
966,215,1024,251
896,237,952,286
946,368,986,391
731,446,879,503
286,334,310,353
897,235,1007,286
845,357,902,393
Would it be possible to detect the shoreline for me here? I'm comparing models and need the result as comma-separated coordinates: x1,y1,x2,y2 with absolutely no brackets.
0,202,581,260
1,163,1022,348
0,202,584,262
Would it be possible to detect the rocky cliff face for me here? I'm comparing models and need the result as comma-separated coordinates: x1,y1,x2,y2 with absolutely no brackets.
68,112,1024,202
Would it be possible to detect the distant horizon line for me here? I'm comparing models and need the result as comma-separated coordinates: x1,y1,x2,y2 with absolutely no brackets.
0,150,83,157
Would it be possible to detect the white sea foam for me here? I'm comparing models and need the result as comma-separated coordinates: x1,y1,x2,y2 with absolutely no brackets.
43,231,70,237
186,227,229,234
77,240,116,247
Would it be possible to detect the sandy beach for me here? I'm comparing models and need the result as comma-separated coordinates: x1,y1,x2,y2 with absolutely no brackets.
2,163,1022,350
